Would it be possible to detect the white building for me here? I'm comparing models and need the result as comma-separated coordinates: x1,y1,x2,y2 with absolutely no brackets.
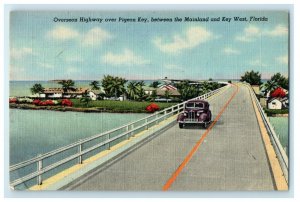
142,86,156,95
268,98,283,109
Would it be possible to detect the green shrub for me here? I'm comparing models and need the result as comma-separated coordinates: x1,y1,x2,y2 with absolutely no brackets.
264,108,289,116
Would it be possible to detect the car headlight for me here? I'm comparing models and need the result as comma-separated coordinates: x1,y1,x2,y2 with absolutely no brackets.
197,112,200,116
184,113,187,116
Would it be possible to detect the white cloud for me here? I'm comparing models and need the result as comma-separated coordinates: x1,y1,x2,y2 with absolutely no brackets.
11,47,34,59
264,24,288,36
248,59,268,67
236,25,261,42
47,26,112,47
102,49,150,66
223,47,240,55
153,26,213,54
47,26,80,41
82,27,112,46
276,55,288,65
37,62,54,69
236,24,288,42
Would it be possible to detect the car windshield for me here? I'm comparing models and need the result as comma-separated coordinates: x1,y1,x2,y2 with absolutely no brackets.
186,102,204,109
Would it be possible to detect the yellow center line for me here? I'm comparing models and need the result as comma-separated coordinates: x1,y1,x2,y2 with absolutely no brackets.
163,84,239,191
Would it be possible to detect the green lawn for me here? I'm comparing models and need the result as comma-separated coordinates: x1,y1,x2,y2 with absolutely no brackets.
263,108,289,116
71,99,178,112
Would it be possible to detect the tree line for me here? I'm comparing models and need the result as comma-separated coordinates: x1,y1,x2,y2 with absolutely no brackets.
29,75,224,102
240,70,288,94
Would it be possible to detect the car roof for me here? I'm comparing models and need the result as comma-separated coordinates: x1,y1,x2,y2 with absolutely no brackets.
186,99,209,104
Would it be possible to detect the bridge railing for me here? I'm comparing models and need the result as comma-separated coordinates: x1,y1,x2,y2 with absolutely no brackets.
246,83,288,184
9,84,229,190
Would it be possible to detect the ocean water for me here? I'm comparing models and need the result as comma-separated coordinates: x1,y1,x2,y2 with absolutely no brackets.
9,109,147,165
269,117,289,155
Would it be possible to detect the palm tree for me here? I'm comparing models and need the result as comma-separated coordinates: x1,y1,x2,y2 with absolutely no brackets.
127,81,139,100
30,83,44,95
58,80,75,97
80,91,91,107
126,81,146,101
136,81,146,101
107,78,126,99
240,70,262,85
271,73,289,90
89,81,100,90
261,80,278,96
101,75,127,99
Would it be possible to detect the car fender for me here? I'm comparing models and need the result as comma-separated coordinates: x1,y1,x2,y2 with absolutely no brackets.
177,113,185,121
199,113,208,121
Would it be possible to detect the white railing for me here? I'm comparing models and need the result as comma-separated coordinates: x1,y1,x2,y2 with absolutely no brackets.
246,83,288,184
9,84,229,190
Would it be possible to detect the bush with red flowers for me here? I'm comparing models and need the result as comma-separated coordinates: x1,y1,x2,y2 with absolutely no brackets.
33,99,41,105
61,99,73,107
9,98,17,103
145,103,160,113
45,100,54,105
271,87,286,98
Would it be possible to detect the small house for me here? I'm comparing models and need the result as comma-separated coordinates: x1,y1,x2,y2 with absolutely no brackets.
142,86,156,95
40,87,89,99
88,89,105,101
41,88,63,98
268,98,283,109
156,89,181,99
158,84,178,91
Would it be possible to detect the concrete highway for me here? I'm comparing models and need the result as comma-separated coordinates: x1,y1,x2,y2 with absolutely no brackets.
63,84,275,191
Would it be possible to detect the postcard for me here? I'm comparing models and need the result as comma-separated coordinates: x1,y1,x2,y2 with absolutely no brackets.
8,9,289,192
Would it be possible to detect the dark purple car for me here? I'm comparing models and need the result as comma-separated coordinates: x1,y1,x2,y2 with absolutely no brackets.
177,99,212,129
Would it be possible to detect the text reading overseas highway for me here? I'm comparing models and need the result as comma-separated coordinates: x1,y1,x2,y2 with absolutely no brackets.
53,16,268,23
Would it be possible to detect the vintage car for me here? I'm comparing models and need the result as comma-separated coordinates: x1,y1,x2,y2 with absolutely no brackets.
177,99,212,128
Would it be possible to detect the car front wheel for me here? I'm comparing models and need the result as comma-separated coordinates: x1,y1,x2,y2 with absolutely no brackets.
179,123,184,128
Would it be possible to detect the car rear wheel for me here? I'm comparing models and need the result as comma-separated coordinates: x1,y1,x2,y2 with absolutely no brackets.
179,123,184,128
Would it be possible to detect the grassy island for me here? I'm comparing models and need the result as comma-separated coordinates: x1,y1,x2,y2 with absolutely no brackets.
9,100,177,113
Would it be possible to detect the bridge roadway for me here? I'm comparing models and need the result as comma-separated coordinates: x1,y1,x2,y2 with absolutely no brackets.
63,84,275,191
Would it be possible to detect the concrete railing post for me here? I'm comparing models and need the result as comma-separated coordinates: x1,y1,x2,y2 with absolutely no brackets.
145,118,148,130
78,140,82,164
126,125,130,139
164,110,167,120
107,133,111,150
37,154,43,185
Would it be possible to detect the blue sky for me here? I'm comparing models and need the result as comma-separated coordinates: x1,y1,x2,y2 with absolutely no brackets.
9,10,289,81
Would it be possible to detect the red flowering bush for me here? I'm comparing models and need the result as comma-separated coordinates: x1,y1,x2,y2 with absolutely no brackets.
33,99,41,105
145,103,160,113
9,98,17,103
45,100,54,105
61,99,73,107
35,100,55,106
271,87,286,98
38,101,47,106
